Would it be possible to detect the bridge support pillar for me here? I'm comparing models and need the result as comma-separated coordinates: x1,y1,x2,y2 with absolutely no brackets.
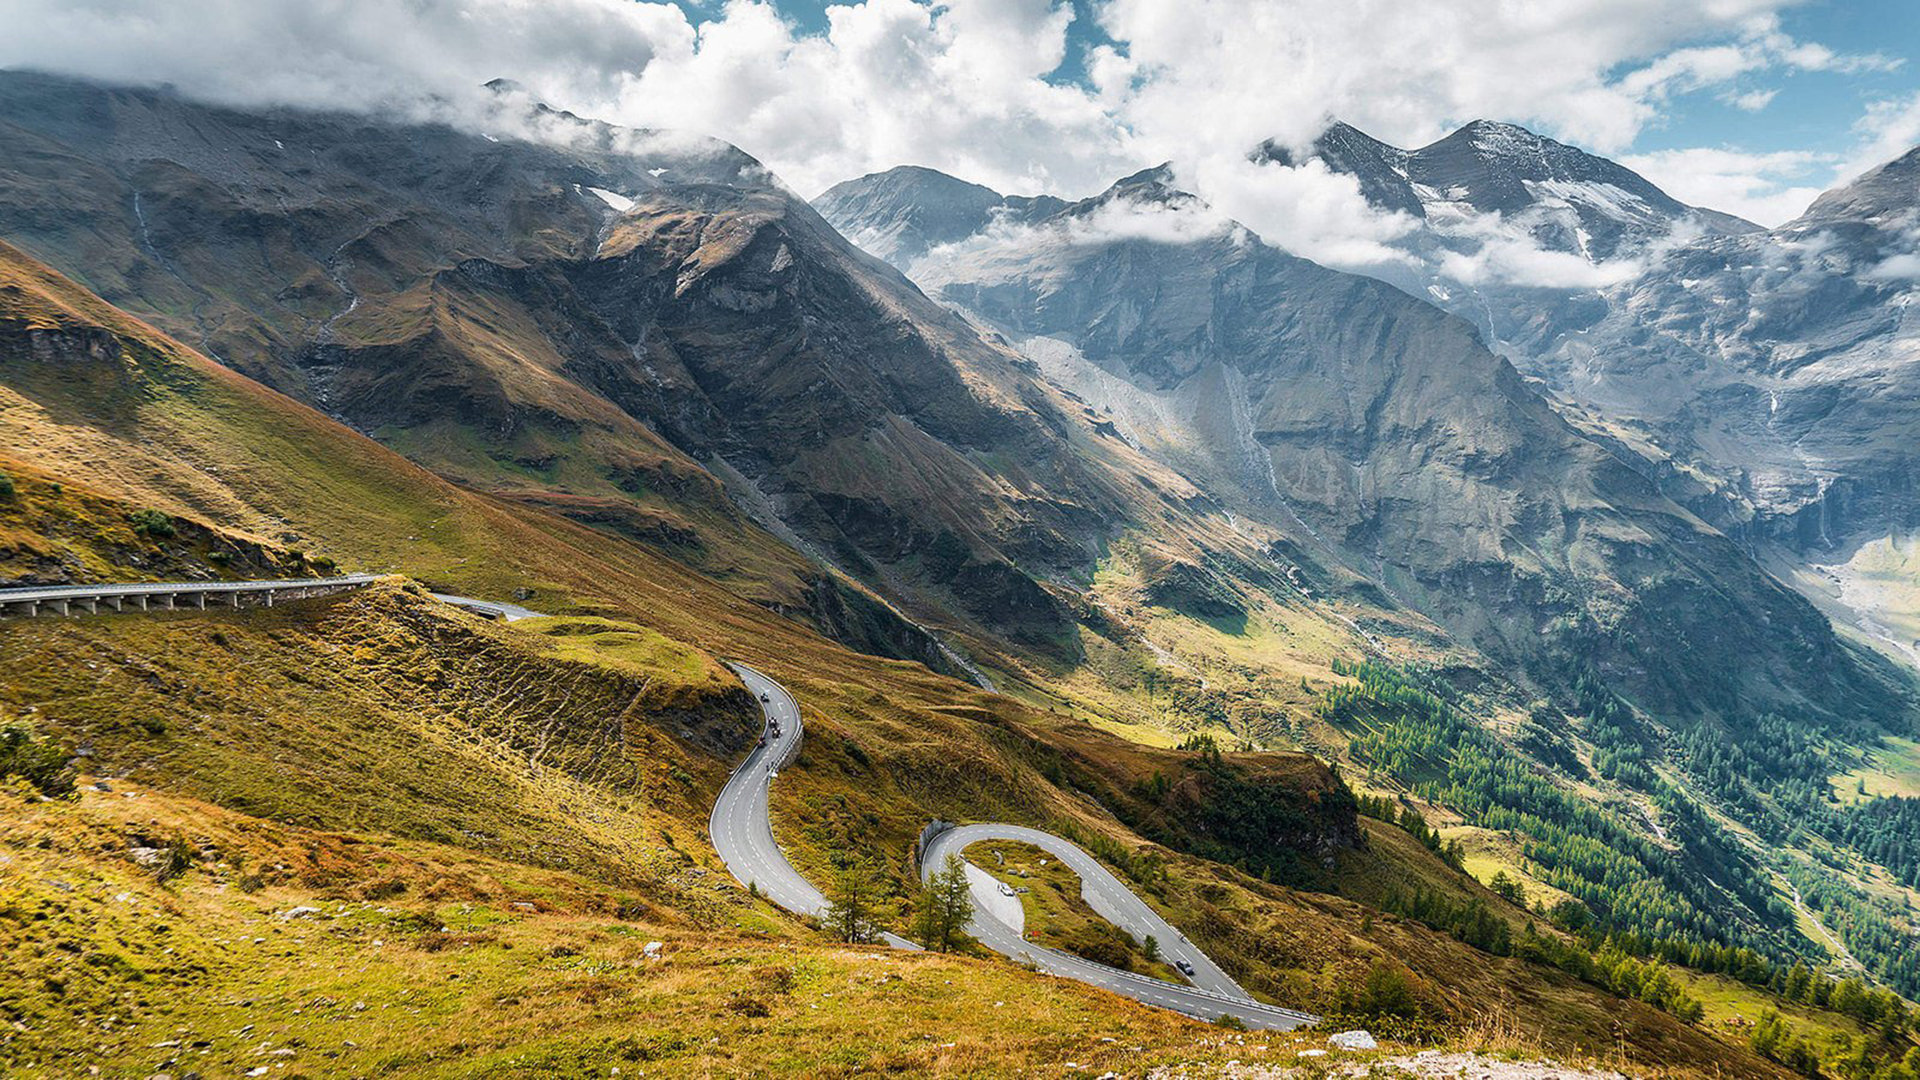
51,599,68,616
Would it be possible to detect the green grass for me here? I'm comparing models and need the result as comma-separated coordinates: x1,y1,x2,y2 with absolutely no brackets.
0,780,1263,1079
526,615,733,689
1833,736,1920,803
0,584,749,904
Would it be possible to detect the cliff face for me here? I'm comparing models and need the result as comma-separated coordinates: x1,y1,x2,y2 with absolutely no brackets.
1246,120,1920,668
826,165,1915,722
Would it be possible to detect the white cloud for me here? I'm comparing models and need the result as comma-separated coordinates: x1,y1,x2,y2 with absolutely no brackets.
0,0,686,119
2,0,1910,278
1620,147,1830,226
1722,88,1779,112
910,189,1238,279
1868,253,1920,280
2,0,1894,199
1178,156,1422,269
1840,91,1920,184
1429,210,1707,290
1085,0,1885,159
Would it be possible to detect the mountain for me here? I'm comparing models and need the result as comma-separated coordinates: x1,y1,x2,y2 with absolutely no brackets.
1229,119,1920,674
1475,145,1920,669
819,157,1920,1004
822,160,1908,726
0,71,1232,672
1241,118,1766,390
4,65,1919,1077
1260,119,1759,264
813,164,1067,265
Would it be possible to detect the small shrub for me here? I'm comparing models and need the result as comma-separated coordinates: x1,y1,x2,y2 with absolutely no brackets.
0,722,75,798
0,471,14,500
754,966,795,994
725,991,770,1017
127,509,177,539
154,836,196,883
358,878,408,900
1357,961,1420,1019
1214,1013,1248,1031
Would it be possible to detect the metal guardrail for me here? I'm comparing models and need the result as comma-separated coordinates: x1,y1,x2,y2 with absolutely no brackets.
0,574,382,616
913,819,954,870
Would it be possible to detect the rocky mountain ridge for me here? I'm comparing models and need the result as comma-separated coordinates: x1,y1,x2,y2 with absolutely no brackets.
822,159,1914,728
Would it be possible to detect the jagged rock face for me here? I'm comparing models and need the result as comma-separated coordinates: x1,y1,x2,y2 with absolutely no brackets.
1248,117,1920,561
1247,120,1920,667
821,165,1911,720
814,165,1067,266
1516,147,1920,554
0,71,1161,655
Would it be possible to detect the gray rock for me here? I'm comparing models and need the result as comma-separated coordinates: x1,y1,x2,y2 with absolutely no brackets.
1329,1029,1378,1050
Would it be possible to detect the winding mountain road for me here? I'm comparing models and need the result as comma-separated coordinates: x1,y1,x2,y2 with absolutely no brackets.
708,663,828,918
922,822,1247,1000
708,663,1318,1030
920,823,1318,1030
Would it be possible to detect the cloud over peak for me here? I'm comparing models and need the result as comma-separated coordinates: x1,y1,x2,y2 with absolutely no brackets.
7,0,1911,261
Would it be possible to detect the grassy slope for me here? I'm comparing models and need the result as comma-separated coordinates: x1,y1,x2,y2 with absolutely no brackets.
0,591,1786,1079
2,777,1262,1079
0,239,1804,1076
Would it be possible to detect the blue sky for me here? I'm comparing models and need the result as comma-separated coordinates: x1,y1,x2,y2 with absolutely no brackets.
1633,2,1919,157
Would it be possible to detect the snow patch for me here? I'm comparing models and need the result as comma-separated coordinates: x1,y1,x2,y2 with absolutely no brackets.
587,186,635,212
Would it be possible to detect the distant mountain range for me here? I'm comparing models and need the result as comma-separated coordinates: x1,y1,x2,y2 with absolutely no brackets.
818,118,1920,679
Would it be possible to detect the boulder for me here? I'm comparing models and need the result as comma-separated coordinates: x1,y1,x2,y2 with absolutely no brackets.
1329,1029,1378,1050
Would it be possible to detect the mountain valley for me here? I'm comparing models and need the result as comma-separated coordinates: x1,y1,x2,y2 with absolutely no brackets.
1,55,1919,1080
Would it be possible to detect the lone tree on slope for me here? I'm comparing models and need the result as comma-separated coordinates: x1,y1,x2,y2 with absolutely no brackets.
914,853,975,953
822,859,883,943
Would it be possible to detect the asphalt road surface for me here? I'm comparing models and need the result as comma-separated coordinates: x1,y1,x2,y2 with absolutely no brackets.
708,662,831,919
427,593,543,621
920,823,1319,1030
